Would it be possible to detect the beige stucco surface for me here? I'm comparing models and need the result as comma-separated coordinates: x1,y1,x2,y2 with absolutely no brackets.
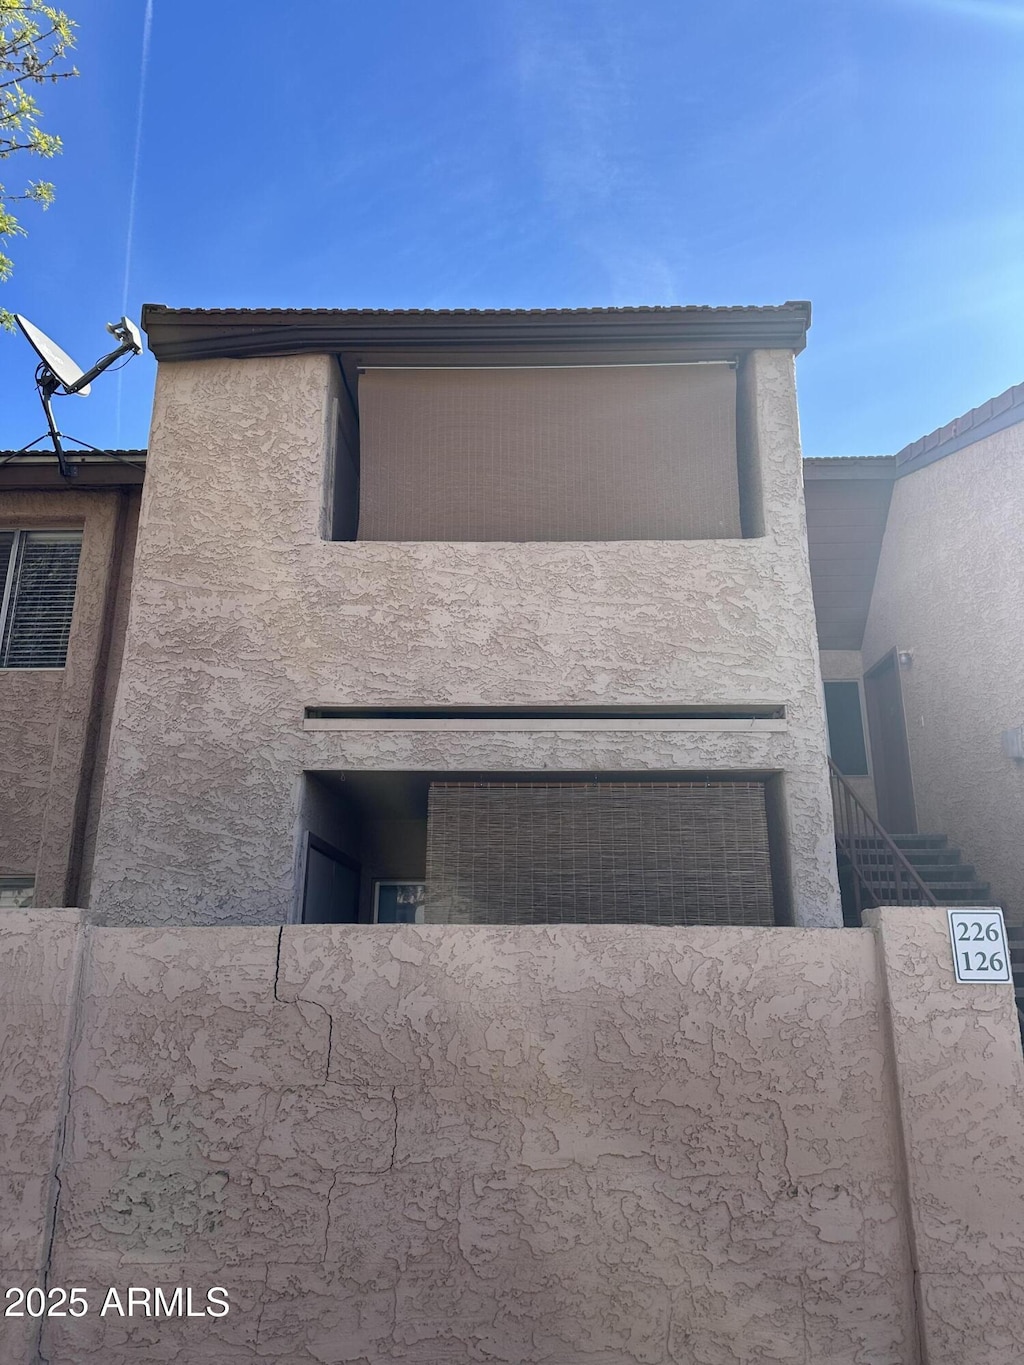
89,350,840,928
0,668,61,875
3,908,1023,1363
0,907,83,1365
77,493,141,904
0,910,932,1364
863,425,1024,921
0,490,134,904
868,907,1024,1362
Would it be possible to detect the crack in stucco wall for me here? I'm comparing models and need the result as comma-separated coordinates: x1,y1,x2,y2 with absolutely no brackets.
273,924,334,1085
34,919,90,1365
21,914,1023,1363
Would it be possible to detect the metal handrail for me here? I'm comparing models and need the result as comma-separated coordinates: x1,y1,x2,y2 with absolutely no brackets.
828,757,938,918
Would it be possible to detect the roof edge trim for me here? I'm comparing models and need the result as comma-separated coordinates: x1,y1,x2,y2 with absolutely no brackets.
896,380,1024,477
140,302,813,363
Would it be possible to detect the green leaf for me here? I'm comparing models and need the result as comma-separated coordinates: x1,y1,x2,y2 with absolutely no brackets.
0,0,76,293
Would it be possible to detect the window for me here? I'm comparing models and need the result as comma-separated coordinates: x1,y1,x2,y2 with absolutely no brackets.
0,877,35,909
373,881,426,924
0,530,83,669
823,680,870,776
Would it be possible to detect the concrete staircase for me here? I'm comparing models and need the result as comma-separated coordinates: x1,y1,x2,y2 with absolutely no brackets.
852,834,994,907
827,764,1022,1044
853,834,1023,1046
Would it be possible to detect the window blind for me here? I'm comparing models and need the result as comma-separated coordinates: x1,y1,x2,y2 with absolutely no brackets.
356,364,741,541
425,781,774,926
0,531,83,668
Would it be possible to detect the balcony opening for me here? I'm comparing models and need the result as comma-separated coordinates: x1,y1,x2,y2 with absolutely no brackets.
297,770,791,927
329,362,764,542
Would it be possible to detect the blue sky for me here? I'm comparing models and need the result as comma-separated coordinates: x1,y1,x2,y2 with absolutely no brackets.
1,0,1022,456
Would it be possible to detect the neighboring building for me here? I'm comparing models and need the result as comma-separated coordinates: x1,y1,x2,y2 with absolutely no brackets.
864,384,1023,920
804,381,1024,925
0,449,145,910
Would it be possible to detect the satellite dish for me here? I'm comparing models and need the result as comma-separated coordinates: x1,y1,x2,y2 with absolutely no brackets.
15,315,91,395
10,312,146,479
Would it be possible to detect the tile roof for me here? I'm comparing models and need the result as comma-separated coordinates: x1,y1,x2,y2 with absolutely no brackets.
895,380,1024,476
803,455,895,465
144,303,810,318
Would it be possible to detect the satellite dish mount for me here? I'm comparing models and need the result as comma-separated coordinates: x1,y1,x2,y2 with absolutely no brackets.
13,314,144,478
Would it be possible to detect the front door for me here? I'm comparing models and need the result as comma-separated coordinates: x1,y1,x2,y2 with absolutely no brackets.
864,650,917,833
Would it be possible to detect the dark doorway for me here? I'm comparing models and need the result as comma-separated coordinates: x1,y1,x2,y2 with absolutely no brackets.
864,650,917,833
302,834,361,923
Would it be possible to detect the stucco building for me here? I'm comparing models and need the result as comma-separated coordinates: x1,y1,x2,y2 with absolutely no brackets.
1,307,1021,935
78,302,845,931
805,380,1024,926
3,308,1024,1365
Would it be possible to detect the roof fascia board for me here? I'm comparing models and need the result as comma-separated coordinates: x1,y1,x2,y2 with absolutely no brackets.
803,457,896,481
141,303,812,363
896,400,1024,478
0,452,146,489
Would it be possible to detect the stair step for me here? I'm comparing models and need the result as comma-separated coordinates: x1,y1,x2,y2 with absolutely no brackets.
926,886,992,901
849,835,949,850
900,849,963,867
854,849,964,869
861,882,992,903
912,864,977,882
856,861,977,882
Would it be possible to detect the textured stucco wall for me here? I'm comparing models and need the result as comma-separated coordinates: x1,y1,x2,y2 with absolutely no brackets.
76,492,142,904
89,350,839,927
0,909,83,1365
1,911,927,1364
0,490,132,903
863,426,1024,920
5,909,1024,1363
867,907,1024,1361
0,669,61,876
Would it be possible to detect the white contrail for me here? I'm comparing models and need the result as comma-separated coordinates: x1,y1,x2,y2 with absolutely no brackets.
121,0,154,317
116,0,154,440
